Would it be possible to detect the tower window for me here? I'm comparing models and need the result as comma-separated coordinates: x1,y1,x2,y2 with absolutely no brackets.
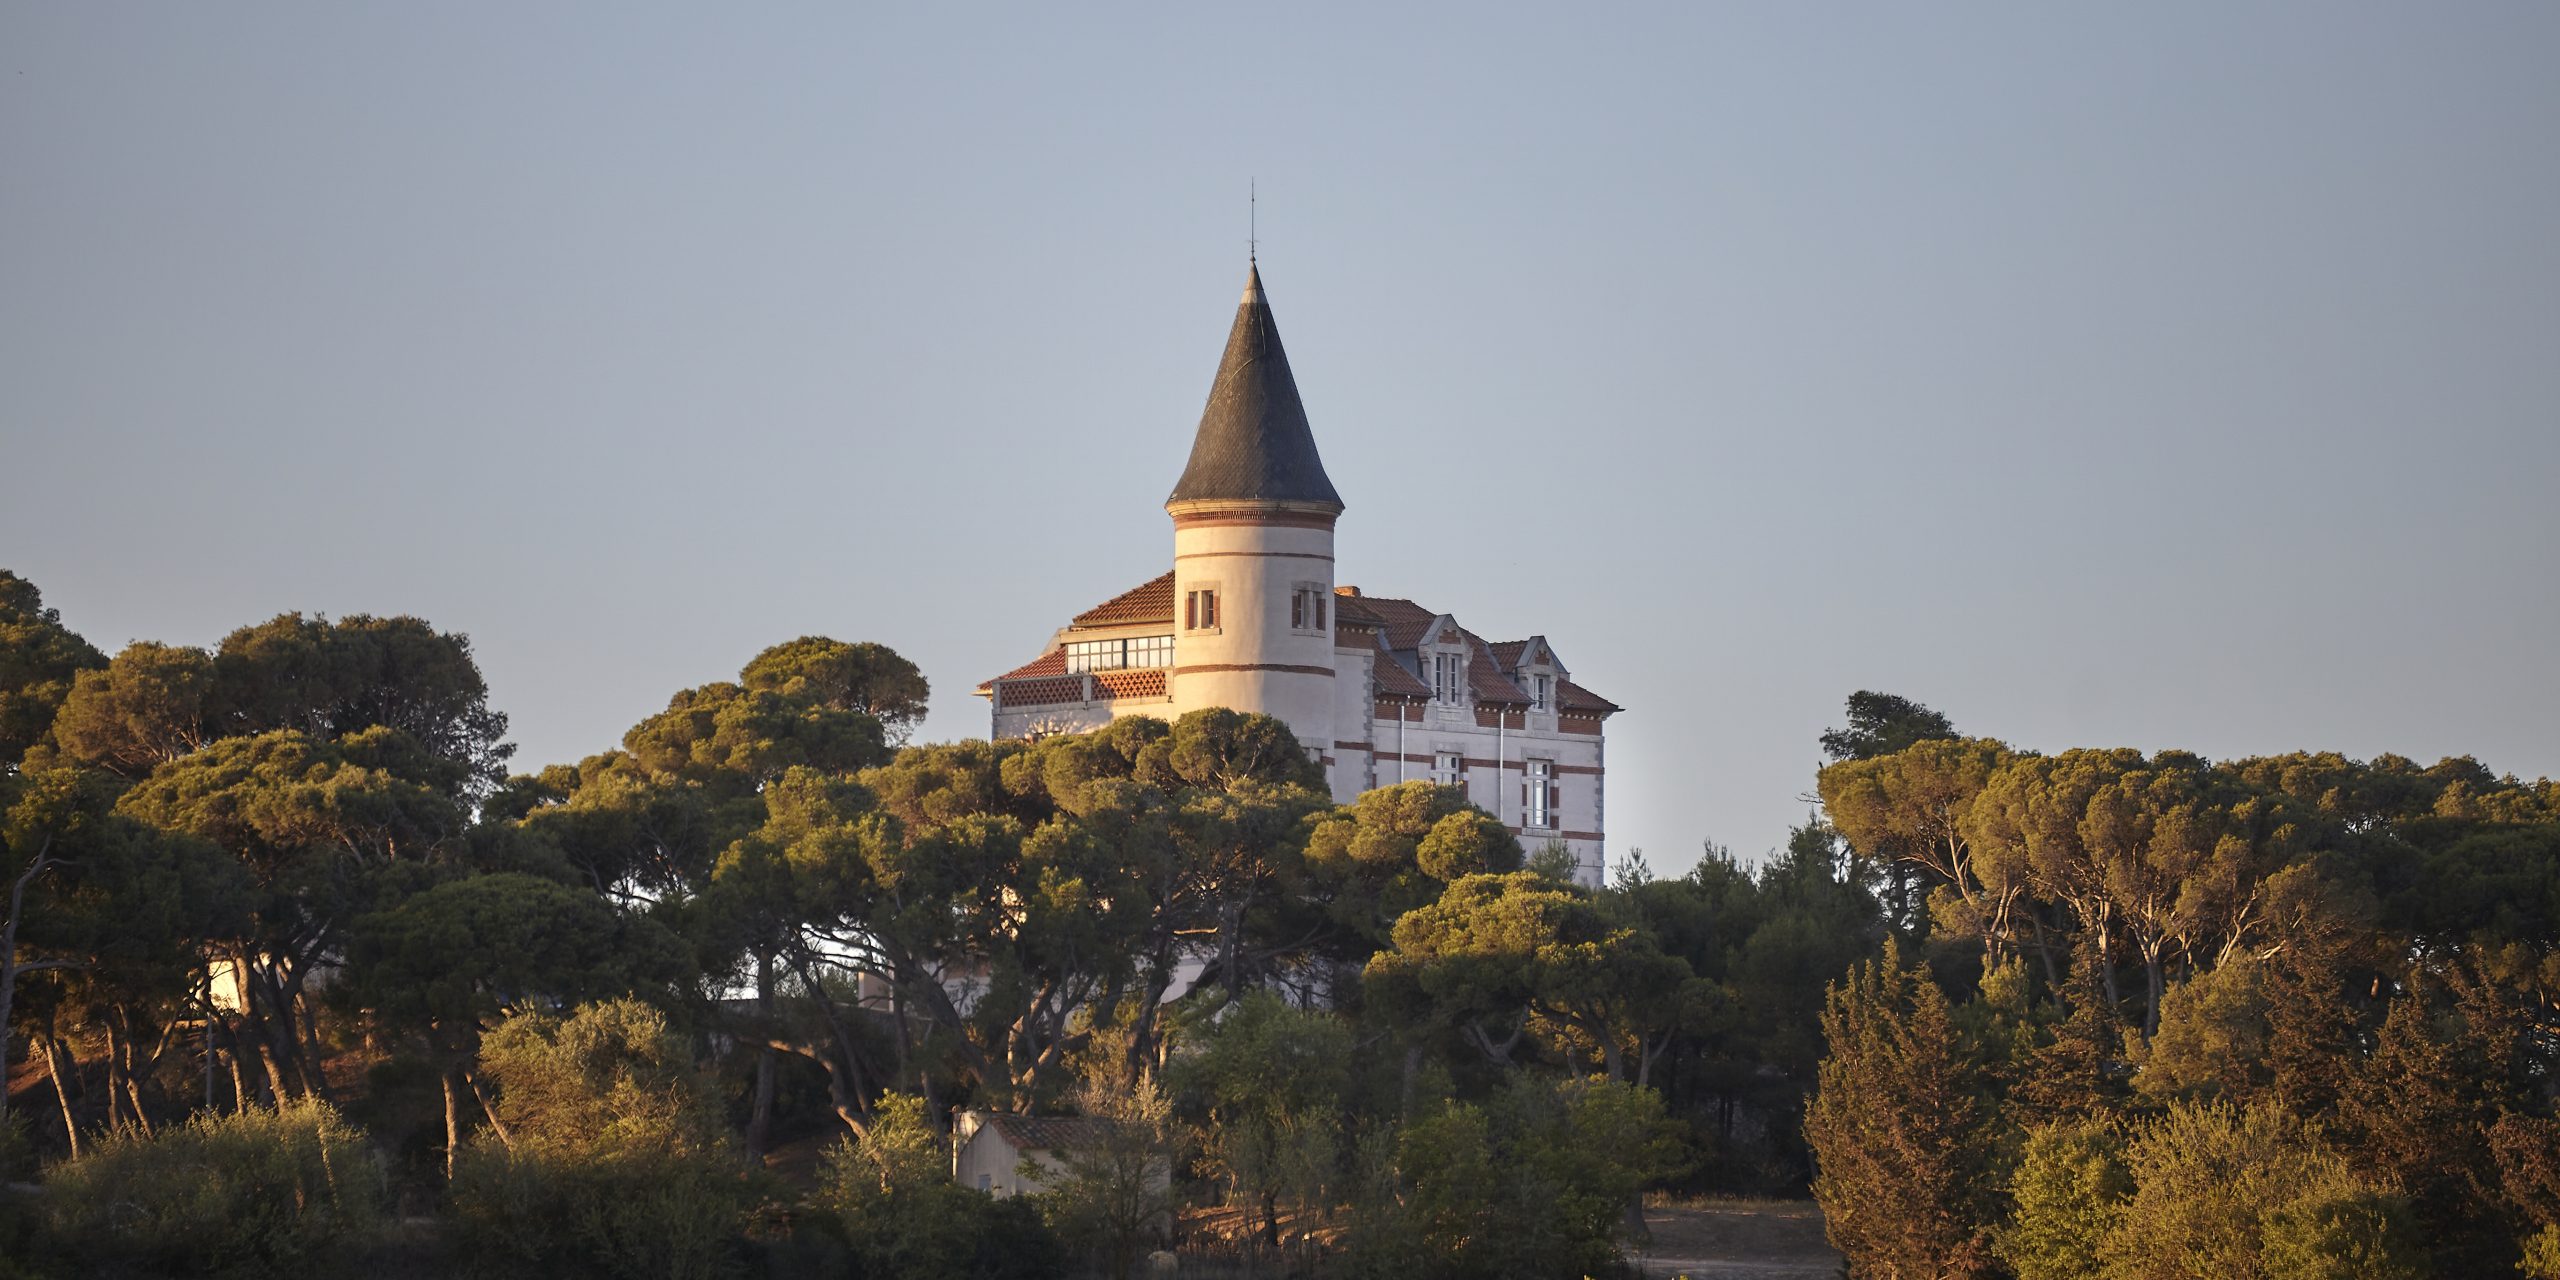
1186,589,1219,630
1291,584,1329,632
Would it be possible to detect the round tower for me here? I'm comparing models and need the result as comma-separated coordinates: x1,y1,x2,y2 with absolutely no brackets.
1165,264,1344,756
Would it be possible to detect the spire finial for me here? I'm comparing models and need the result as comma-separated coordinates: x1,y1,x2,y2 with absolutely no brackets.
1249,179,1257,263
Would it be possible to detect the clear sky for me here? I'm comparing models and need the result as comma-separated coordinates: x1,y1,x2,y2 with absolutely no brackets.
4,4,2555,872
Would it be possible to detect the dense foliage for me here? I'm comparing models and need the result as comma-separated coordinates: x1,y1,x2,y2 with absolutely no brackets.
5,572,2554,1279
1806,696,2560,1279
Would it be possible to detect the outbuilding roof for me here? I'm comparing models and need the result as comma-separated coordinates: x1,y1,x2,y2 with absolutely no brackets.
976,1113,1139,1153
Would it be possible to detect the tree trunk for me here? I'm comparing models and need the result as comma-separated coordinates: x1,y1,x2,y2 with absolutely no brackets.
221,1018,252,1110
120,1038,154,1136
441,1070,462,1180
745,950,776,1160
2143,952,2166,1039
101,1019,130,1131
294,990,336,1105
45,1034,80,1159
467,1069,514,1151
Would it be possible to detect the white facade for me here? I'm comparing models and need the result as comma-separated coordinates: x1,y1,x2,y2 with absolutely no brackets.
975,265,1619,885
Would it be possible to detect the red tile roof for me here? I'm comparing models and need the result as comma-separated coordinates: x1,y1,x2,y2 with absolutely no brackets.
1358,597,1615,715
1466,641,1532,705
1370,635,1432,698
978,583,1616,717
1332,591,1385,630
1072,571,1176,628
991,650,1065,683
1346,595,1442,650
1557,678,1622,714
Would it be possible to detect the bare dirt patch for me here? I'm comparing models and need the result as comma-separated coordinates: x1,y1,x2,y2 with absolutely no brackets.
1624,1198,1842,1280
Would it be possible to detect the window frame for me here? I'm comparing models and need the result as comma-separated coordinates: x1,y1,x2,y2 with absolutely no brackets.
1290,582,1330,635
1522,758,1556,828
1185,586,1221,632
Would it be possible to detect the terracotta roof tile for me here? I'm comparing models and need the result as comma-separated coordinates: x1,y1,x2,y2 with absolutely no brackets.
1370,635,1432,698
1465,638,1532,705
1331,591,1384,629
1349,595,1441,650
977,649,1068,693
1488,640,1529,670
1557,678,1622,715
1072,571,1176,628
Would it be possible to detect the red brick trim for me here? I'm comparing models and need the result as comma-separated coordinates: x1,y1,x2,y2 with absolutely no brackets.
1169,663,1336,678
1174,550,1334,562
1170,510,1340,531
1332,741,1373,753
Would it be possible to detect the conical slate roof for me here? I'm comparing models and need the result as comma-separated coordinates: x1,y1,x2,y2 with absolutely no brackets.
1167,264,1343,511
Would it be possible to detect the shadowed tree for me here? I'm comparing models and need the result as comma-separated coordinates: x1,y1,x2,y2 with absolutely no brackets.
114,728,470,1098
740,636,930,745
1821,691,1958,764
204,613,514,796
49,642,218,777
344,872,688,1176
0,570,107,767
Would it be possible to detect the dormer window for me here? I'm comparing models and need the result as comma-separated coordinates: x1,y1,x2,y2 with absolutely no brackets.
1433,652,1465,704
1532,674,1551,711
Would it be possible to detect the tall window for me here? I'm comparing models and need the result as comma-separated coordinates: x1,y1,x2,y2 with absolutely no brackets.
1432,752,1463,788
1532,674,1551,711
1433,652,1464,704
1064,635,1174,673
1185,589,1219,631
1522,759,1555,828
1290,585,1329,632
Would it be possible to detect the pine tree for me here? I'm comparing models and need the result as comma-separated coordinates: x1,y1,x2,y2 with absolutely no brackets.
1808,939,2000,1279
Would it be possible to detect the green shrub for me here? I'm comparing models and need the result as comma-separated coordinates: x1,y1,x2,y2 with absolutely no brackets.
2000,1118,2130,1280
0,1114,41,1280
41,1099,384,1278
446,1000,757,1280
2521,1224,2560,1280
1345,1075,1683,1280
2256,1189,2425,1280
450,1141,753,1280
815,1095,1062,1280
2097,1100,2418,1280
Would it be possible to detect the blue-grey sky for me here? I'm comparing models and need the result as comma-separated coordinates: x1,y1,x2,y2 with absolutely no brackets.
5,4,2555,871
